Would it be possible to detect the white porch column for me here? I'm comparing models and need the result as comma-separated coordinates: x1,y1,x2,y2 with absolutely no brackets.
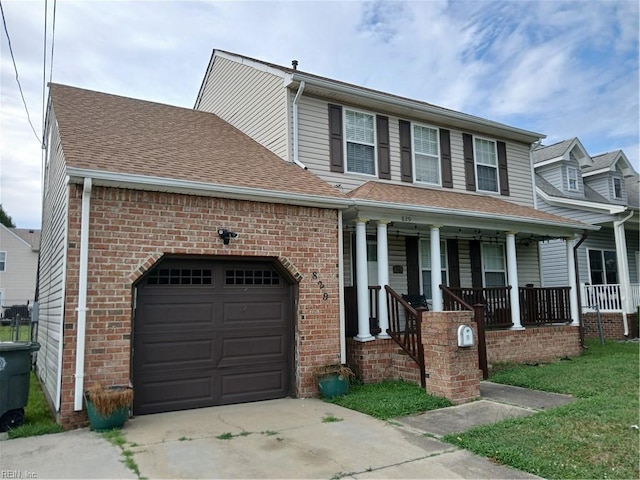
566,237,580,326
355,219,374,342
506,232,523,330
430,226,443,311
376,221,391,339
614,219,632,314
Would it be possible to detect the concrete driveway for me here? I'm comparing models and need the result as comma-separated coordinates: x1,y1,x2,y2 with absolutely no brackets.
2,397,541,479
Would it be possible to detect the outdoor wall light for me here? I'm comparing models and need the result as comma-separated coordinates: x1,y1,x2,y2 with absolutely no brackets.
217,229,238,245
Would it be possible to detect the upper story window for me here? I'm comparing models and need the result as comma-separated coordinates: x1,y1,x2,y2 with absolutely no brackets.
613,177,623,199
413,124,440,185
0,252,6,272
474,137,499,193
566,166,579,192
482,243,506,287
344,109,376,176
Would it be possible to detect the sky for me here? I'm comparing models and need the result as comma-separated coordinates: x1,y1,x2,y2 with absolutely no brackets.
1,0,638,229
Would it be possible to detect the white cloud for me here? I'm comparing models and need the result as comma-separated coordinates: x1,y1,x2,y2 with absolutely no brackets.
0,0,638,228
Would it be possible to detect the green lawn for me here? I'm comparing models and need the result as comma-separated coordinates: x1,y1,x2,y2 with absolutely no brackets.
444,340,639,479
0,324,32,342
327,379,452,420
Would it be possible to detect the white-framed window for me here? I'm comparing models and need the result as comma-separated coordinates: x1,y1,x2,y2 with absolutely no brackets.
0,252,6,272
344,108,376,176
587,249,618,285
474,137,499,192
613,177,623,199
413,123,440,185
482,243,506,287
420,239,448,299
566,166,579,192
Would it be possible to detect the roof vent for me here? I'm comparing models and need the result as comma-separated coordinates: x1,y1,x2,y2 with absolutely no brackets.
291,60,298,70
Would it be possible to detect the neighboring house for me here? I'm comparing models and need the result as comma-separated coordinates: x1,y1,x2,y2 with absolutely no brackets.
39,53,596,428
0,225,40,318
534,138,639,338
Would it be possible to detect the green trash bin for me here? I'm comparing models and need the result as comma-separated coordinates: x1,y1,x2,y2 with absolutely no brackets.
0,341,40,431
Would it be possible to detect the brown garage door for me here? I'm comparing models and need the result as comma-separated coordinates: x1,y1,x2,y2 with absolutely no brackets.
133,258,292,415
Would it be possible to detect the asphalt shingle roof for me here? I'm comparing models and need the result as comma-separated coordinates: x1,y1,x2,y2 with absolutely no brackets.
348,181,588,228
11,228,41,250
584,151,621,173
49,84,345,200
532,138,576,164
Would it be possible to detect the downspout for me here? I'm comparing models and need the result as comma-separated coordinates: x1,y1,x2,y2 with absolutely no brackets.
338,211,346,364
614,210,634,336
292,81,307,170
74,177,92,411
529,140,542,210
574,231,588,348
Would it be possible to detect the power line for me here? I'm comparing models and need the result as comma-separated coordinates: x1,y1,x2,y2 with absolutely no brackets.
0,0,44,147
41,0,47,143
48,0,57,89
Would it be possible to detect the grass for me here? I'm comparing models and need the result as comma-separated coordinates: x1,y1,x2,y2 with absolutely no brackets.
444,340,639,479
322,415,343,423
327,379,452,420
0,324,32,342
6,372,64,439
102,429,144,479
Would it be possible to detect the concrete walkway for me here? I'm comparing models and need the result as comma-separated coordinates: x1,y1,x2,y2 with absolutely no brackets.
1,382,574,479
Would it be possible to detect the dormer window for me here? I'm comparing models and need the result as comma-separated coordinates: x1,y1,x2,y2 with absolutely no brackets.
613,177,623,199
566,166,579,192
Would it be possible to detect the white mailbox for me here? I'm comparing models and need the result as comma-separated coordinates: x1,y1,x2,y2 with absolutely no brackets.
457,325,474,347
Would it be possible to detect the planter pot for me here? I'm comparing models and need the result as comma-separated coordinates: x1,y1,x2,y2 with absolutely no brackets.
84,386,132,432
317,374,350,399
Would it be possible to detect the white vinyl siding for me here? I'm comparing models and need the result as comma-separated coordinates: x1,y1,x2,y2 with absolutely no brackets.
344,109,376,176
474,137,499,193
36,115,69,411
0,230,37,305
412,124,440,185
539,239,570,287
196,55,289,160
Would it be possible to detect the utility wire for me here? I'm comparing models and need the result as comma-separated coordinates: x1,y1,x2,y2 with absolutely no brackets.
48,0,57,89
42,0,47,144
0,0,44,147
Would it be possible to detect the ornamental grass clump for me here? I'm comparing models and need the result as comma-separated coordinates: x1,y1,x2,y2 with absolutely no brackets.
86,383,133,416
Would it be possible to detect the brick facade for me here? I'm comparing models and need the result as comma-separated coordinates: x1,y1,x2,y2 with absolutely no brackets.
60,185,341,428
485,325,581,365
582,312,639,340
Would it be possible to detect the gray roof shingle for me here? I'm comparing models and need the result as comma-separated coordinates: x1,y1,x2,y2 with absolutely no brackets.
533,138,576,164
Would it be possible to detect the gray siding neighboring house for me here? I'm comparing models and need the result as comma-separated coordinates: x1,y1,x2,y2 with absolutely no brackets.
534,140,639,331
0,225,40,310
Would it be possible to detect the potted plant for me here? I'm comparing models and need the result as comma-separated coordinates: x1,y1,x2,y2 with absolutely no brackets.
84,383,133,432
314,364,355,399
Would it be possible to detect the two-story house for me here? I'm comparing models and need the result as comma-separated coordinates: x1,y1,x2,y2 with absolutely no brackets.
37,51,595,428
534,138,639,338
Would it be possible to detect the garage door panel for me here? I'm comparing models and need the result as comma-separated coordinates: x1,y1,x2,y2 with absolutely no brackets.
133,259,292,415
220,367,286,403
135,337,216,369
218,334,286,368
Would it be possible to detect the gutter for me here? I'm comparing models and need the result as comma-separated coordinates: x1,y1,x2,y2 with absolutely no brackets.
574,231,588,348
66,168,351,210
292,81,307,169
536,189,627,215
74,177,92,411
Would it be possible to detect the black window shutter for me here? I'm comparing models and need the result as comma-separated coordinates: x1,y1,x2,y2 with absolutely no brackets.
328,104,344,173
470,240,483,289
497,141,510,196
440,129,453,188
463,133,476,191
399,120,413,182
405,236,420,295
446,239,460,287
377,115,391,179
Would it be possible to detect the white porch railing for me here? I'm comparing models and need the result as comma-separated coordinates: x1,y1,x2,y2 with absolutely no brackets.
580,283,622,311
631,284,640,309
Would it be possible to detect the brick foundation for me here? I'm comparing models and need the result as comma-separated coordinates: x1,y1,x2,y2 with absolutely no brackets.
55,186,341,428
485,325,581,365
582,312,638,340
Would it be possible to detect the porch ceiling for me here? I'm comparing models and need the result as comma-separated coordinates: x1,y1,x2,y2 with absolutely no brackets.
344,181,597,238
